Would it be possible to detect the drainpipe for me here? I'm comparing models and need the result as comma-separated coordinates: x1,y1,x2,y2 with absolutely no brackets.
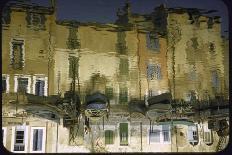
175,126,178,152
45,121,48,153
56,122,59,153
140,122,142,152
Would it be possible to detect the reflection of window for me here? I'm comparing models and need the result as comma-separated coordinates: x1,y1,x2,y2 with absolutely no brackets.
18,78,28,93
207,17,213,29
14,128,25,151
2,127,7,147
150,130,160,143
33,76,47,96
188,125,198,145
189,67,197,81
30,127,46,152
10,39,24,70
119,58,129,75
147,63,162,80
120,123,128,146
209,42,215,53
212,71,220,89
105,130,114,145
69,56,79,78
2,77,7,93
203,124,213,145
191,37,198,49
105,87,113,99
119,87,128,104
35,80,45,96
203,131,213,145
162,125,170,143
149,125,170,144
26,12,45,30
146,32,159,50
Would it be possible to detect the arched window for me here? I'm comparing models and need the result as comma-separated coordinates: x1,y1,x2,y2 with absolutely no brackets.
188,125,198,146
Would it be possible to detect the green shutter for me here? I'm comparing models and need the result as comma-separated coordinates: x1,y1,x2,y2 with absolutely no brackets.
120,123,128,145
119,87,128,104
105,130,114,145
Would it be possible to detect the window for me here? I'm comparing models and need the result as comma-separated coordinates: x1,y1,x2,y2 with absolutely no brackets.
15,75,31,94
119,123,128,146
67,27,80,50
147,63,162,80
146,32,160,50
203,124,213,145
33,76,48,96
148,125,170,144
116,31,127,54
10,39,24,70
189,70,197,81
2,76,7,93
212,71,220,92
191,37,199,49
162,125,170,143
2,127,7,147
26,12,46,30
203,131,213,145
18,78,28,93
207,17,213,29
188,125,198,145
35,80,45,96
105,87,113,99
68,56,79,78
14,129,25,151
209,42,215,53
11,126,28,153
119,87,128,104
105,130,114,145
30,127,46,152
119,58,129,75
150,130,160,143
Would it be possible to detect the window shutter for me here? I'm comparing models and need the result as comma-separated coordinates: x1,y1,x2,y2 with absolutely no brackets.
105,130,114,144
120,123,128,145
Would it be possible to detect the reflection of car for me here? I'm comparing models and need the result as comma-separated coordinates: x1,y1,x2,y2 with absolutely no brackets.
146,93,172,120
85,92,109,120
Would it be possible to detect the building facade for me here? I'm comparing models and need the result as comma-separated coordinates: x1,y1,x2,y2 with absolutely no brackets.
1,1,229,153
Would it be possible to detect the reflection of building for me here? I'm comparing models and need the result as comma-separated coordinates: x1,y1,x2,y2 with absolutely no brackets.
2,1,229,153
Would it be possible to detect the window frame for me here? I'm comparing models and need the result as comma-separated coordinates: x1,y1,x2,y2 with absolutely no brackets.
14,75,31,94
30,127,46,153
11,126,28,153
2,74,10,93
32,75,48,96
